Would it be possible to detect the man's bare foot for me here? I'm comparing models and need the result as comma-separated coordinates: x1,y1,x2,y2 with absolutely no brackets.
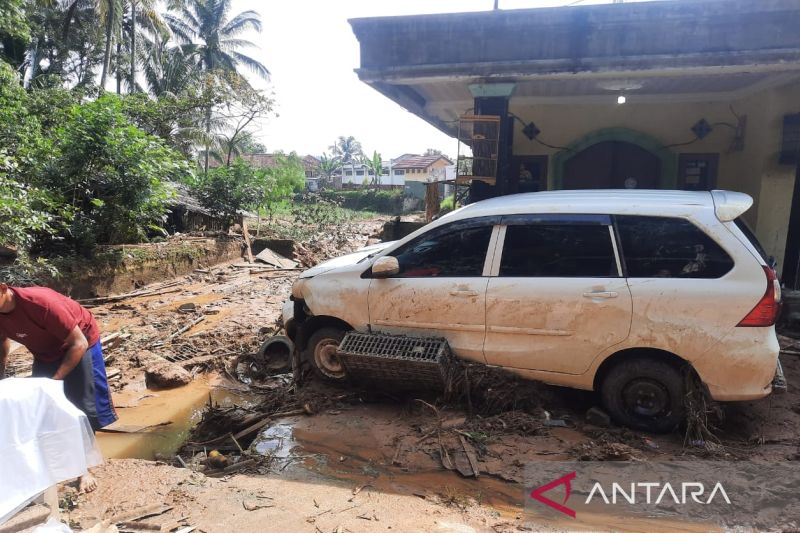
78,473,97,493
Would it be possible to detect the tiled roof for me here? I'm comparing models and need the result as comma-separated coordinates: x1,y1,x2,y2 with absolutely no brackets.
392,154,453,169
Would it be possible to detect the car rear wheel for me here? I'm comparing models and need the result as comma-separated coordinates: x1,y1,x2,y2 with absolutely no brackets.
600,358,685,433
305,327,347,382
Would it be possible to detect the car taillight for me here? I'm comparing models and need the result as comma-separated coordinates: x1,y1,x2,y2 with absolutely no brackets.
737,266,781,327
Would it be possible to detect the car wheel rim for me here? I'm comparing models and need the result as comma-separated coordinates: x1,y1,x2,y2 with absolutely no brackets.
314,338,345,379
621,378,670,418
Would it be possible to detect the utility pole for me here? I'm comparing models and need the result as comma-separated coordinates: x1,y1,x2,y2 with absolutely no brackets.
494,0,499,9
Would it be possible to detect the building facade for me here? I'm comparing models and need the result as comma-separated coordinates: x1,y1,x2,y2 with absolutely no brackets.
350,0,800,284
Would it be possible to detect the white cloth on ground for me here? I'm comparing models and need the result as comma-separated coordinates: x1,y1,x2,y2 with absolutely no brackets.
0,378,102,524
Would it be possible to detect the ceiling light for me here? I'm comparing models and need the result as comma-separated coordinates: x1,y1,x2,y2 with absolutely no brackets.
617,95,627,105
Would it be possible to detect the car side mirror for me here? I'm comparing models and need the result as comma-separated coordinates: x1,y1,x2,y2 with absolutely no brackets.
372,256,400,278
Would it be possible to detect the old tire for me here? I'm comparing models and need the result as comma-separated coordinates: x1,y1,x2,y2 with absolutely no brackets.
305,327,347,382
600,358,685,433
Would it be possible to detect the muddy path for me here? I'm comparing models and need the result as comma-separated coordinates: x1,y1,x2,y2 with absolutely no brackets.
8,217,800,532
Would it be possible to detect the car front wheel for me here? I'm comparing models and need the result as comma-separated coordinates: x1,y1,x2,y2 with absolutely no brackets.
600,357,685,433
305,327,347,382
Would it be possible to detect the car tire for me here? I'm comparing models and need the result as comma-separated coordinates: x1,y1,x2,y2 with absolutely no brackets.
600,358,685,433
305,327,347,382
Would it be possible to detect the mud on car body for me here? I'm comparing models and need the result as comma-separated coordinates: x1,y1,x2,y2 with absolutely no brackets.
283,190,782,432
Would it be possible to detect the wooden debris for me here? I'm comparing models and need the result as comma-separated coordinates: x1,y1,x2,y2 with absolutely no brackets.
459,435,480,478
206,458,258,478
109,504,172,525
99,421,172,434
254,247,298,269
78,280,184,305
242,218,254,264
169,316,206,339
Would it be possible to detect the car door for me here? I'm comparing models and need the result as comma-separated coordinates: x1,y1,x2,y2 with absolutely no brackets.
483,214,632,374
367,217,498,363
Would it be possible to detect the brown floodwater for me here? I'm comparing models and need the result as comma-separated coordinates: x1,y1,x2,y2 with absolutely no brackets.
97,375,250,460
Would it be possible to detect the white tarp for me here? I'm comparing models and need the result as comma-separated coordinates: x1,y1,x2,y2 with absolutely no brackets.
0,378,102,525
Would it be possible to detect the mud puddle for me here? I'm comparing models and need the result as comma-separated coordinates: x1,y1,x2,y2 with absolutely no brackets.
98,375,253,460
250,408,523,516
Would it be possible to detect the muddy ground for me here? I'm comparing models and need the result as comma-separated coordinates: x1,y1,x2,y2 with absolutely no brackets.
7,216,800,532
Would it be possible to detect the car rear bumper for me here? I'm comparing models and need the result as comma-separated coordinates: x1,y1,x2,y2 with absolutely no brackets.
693,327,780,401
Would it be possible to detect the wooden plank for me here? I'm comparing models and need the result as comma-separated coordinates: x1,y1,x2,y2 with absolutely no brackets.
254,247,297,269
242,218,254,264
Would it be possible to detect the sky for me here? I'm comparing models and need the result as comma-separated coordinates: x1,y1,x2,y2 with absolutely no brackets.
235,0,655,159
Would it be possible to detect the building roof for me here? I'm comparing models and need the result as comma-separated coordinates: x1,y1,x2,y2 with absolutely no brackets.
170,183,213,216
214,153,320,172
349,0,800,137
392,154,452,169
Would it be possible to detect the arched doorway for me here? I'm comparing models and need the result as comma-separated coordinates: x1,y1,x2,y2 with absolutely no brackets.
563,141,660,189
552,128,677,190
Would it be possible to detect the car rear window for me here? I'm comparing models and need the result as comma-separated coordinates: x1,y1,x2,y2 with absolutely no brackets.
616,215,734,278
499,224,618,277
734,217,769,264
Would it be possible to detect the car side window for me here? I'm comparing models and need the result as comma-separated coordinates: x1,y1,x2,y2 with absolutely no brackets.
390,224,493,277
499,224,618,277
616,215,734,278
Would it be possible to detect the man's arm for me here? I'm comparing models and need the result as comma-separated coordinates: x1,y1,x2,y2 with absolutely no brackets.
52,326,88,381
0,335,9,379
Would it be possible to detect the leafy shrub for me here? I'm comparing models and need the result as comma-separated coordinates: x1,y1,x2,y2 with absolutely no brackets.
48,94,190,245
321,189,405,214
439,195,455,214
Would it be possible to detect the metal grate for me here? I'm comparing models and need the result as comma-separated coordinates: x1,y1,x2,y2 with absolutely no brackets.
336,332,451,389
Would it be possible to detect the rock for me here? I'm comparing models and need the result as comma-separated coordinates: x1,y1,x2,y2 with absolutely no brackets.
441,416,467,429
139,350,192,389
585,406,611,428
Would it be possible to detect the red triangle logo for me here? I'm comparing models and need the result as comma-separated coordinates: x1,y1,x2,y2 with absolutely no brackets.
530,471,577,518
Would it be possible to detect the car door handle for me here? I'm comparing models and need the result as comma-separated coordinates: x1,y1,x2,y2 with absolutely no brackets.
450,289,479,297
582,291,619,299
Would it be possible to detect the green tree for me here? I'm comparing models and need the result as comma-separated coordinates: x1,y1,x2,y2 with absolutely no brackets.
213,81,274,166
256,151,304,224
197,158,259,226
128,0,166,92
0,0,31,49
49,94,189,245
317,152,341,187
329,135,363,164
165,0,270,173
0,151,60,257
165,0,269,79
140,32,199,96
362,150,383,188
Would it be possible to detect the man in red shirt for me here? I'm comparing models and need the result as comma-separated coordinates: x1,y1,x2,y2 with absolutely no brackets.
0,283,117,492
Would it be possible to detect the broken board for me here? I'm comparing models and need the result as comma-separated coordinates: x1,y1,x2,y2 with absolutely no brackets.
254,247,297,269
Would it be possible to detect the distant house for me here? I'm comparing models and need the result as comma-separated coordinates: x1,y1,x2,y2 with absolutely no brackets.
339,154,452,192
212,153,321,190
392,154,453,198
166,183,227,232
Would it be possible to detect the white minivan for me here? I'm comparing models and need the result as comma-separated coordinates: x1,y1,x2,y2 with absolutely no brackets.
283,190,781,431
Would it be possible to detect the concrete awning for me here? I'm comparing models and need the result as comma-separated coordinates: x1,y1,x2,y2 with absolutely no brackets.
350,0,800,136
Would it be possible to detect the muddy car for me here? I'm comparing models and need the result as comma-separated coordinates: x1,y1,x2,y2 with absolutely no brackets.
283,190,782,432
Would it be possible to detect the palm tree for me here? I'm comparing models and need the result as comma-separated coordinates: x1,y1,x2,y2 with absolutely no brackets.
318,153,342,187
329,136,363,164
165,0,269,80
362,151,383,188
61,0,123,90
140,32,198,96
128,0,166,92
165,0,269,174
